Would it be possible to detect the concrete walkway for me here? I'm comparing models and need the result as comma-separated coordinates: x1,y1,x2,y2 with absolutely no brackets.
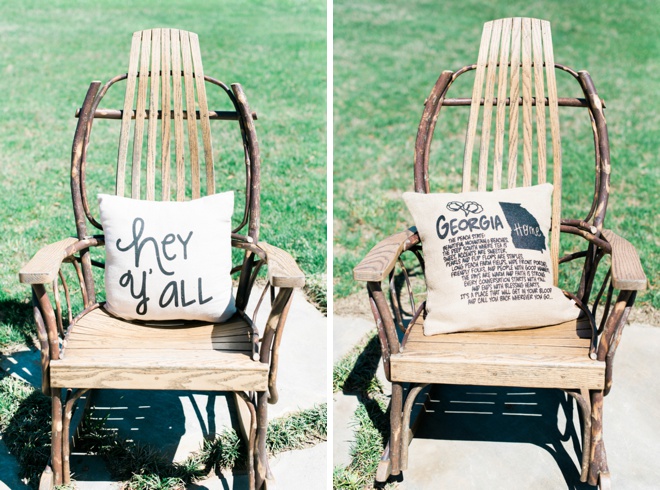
333,315,660,489
0,287,327,490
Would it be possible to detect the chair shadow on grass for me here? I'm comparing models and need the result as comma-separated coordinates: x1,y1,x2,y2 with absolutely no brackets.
0,297,37,348
1,346,249,489
72,389,248,488
341,334,391,446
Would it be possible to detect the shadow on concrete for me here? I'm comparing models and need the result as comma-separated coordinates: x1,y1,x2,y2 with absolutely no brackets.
409,384,596,490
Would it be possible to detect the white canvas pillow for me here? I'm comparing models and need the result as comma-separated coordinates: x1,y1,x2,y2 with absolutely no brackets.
99,192,236,323
403,183,579,335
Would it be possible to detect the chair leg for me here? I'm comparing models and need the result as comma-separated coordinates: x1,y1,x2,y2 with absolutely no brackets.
255,391,274,490
235,392,258,490
50,392,63,486
61,388,89,483
588,390,610,486
377,382,427,482
389,382,404,477
565,388,592,482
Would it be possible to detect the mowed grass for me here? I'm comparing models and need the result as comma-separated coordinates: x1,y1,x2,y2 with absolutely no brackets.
0,0,326,348
334,0,659,308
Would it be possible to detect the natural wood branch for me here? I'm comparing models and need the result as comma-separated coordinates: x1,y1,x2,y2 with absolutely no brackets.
441,96,599,107
76,108,258,120
19,237,104,285
257,242,305,288
354,228,420,282
601,229,647,291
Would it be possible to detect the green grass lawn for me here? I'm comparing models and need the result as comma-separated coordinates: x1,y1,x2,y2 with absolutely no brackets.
334,0,659,308
0,0,327,349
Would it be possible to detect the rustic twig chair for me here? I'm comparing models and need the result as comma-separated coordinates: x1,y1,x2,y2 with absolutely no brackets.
19,28,304,489
354,17,646,488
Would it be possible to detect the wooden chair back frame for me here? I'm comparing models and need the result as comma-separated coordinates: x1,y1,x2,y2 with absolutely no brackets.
69,29,262,308
73,77,260,237
414,63,610,228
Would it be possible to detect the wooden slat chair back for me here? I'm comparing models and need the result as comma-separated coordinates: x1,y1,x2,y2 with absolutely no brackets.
20,28,305,490
75,27,259,238
116,28,216,202
355,17,647,488
418,18,565,282
72,27,262,309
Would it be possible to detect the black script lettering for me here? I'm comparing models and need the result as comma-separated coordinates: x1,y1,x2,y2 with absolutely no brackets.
177,231,193,260
180,280,196,307
116,217,175,276
513,222,542,237
161,233,177,260
119,269,150,315
198,277,213,305
159,281,179,308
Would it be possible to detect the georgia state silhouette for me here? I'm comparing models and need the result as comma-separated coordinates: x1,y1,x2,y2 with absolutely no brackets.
498,201,546,252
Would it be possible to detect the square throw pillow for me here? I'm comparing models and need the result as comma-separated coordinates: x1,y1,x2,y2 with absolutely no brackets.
99,192,236,323
403,183,579,335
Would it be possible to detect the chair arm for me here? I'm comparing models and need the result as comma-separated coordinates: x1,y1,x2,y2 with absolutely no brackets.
601,229,647,291
257,242,305,289
19,237,103,285
353,227,420,282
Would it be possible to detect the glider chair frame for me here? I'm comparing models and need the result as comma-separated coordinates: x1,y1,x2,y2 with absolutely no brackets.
354,18,646,488
20,28,304,490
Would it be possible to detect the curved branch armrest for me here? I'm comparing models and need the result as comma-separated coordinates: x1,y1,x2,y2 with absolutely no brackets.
19,236,104,285
602,229,647,291
353,227,420,282
257,242,305,288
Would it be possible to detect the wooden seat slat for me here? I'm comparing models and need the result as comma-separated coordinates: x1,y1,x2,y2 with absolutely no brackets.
52,307,264,391
50,363,267,391
393,317,603,389
391,355,604,389
70,322,250,337
405,317,592,343
404,338,590,353
67,308,252,342
66,337,253,349
56,349,256,360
